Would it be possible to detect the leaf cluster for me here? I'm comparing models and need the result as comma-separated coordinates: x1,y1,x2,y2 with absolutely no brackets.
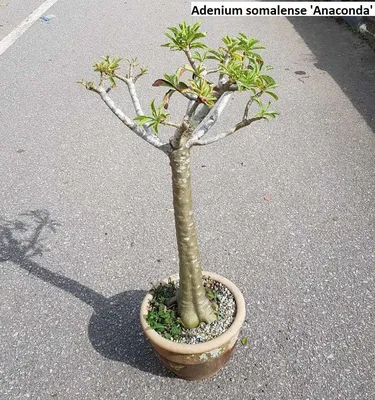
93,56,122,86
253,98,279,120
81,21,279,137
77,79,95,90
153,65,217,107
208,34,278,98
186,78,217,106
146,281,182,340
162,21,206,51
134,100,170,134
156,22,279,118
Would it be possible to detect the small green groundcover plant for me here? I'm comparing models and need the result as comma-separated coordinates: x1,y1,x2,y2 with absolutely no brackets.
146,277,220,340
146,280,182,340
80,21,278,330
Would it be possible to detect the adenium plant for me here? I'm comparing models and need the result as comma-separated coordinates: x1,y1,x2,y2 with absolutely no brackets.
80,21,278,329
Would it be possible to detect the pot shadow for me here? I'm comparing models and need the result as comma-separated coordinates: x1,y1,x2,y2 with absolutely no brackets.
87,290,174,377
0,210,173,378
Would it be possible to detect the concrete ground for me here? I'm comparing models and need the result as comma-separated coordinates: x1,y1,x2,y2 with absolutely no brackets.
0,1,374,399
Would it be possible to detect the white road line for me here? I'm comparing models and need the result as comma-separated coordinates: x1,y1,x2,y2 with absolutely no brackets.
0,0,60,56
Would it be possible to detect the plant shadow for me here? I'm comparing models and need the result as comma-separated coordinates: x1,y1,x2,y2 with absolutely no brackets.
88,290,173,377
0,210,173,378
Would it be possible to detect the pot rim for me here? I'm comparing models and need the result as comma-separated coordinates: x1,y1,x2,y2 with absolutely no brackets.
140,271,246,354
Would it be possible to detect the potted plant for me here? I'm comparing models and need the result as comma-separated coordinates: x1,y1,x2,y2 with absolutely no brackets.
80,21,278,380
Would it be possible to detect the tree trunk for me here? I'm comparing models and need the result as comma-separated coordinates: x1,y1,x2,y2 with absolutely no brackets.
169,135,217,329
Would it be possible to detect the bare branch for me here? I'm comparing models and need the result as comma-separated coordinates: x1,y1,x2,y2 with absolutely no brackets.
189,104,211,127
99,72,106,87
186,100,200,119
186,98,196,115
228,84,238,91
214,81,238,95
183,92,199,101
128,61,134,79
184,49,198,70
218,55,230,88
125,80,144,116
133,72,145,82
190,117,263,146
187,92,233,146
162,121,181,129
206,68,219,75
91,86,169,153
243,91,263,120
112,73,127,83
111,73,144,117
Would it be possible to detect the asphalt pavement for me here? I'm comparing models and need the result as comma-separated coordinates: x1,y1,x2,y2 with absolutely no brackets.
1,1,374,399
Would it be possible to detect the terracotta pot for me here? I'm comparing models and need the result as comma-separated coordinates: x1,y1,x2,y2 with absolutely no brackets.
140,271,246,380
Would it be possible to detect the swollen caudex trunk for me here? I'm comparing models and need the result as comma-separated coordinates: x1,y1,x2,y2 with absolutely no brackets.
169,135,217,329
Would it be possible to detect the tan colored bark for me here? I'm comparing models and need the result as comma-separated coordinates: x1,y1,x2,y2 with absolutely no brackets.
169,134,217,329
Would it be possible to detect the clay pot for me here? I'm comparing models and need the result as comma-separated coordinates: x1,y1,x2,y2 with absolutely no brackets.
140,271,246,380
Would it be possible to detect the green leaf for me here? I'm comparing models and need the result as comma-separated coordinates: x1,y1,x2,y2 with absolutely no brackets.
261,75,277,87
265,90,278,101
191,50,208,62
134,100,170,134
162,89,176,109
241,337,248,345
152,79,174,88
262,111,280,120
150,99,157,117
153,72,189,95
206,49,225,62
176,65,188,78
134,115,154,125
153,323,166,331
